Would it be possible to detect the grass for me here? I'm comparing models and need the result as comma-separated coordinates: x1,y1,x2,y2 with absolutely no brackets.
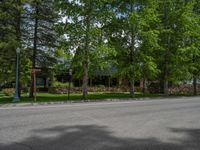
0,92,161,105
0,91,198,105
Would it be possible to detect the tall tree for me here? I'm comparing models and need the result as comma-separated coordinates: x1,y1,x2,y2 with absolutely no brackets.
192,0,200,95
108,0,160,97
182,0,200,95
0,0,23,83
137,0,160,93
108,0,141,97
27,0,58,97
157,0,196,95
58,0,111,99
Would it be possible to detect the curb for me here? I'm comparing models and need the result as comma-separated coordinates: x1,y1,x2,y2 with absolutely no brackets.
0,96,199,108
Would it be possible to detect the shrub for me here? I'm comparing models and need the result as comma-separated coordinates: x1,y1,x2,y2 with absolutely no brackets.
96,85,105,88
2,88,15,96
51,81,74,88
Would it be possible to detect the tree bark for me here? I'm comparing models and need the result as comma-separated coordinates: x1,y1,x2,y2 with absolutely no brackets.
193,76,197,95
30,2,39,98
128,3,135,97
130,79,135,98
164,79,168,96
82,3,91,100
143,78,148,94
108,76,111,92
89,78,92,87
82,61,89,100
16,0,21,97
162,0,170,97
118,78,122,87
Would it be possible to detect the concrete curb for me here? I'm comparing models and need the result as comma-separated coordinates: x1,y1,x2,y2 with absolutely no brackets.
0,96,199,108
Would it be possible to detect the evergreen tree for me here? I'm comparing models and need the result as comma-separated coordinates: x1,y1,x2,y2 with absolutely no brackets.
0,0,22,82
27,0,58,97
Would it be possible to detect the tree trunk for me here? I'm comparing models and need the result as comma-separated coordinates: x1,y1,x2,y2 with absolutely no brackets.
30,2,39,98
15,0,21,97
82,2,91,100
79,80,81,87
130,79,135,97
129,4,135,98
143,78,148,94
108,76,111,92
82,61,89,100
162,0,170,97
118,78,122,87
164,79,168,96
193,76,197,95
89,78,92,87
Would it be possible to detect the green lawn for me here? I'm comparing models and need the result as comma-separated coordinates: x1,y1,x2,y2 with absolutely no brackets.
1,91,198,105
0,92,161,104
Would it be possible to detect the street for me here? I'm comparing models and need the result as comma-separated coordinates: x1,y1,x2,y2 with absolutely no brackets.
0,97,200,150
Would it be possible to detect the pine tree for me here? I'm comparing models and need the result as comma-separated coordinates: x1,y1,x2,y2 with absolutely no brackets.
27,0,58,97
0,0,22,82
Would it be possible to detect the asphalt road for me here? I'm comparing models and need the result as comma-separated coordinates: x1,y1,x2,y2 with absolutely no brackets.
0,97,200,150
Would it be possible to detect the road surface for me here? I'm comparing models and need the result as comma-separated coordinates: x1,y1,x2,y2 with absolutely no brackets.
0,97,200,150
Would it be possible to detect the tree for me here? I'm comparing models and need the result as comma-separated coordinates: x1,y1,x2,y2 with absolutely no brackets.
136,0,160,93
0,0,22,83
57,0,112,99
156,0,197,95
192,0,200,95
27,0,58,97
108,0,160,97
181,1,200,95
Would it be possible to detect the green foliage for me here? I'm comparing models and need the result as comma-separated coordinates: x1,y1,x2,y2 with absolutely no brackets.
1,0,200,97
53,48,72,76
2,88,15,97
0,92,162,104
152,0,200,94
107,0,160,96
0,1,19,82
27,0,58,68
51,81,74,88
89,45,117,78
56,0,114,98
20,57,32,86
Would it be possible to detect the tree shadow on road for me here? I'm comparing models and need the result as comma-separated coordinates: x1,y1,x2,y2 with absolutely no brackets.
0,125,200,150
